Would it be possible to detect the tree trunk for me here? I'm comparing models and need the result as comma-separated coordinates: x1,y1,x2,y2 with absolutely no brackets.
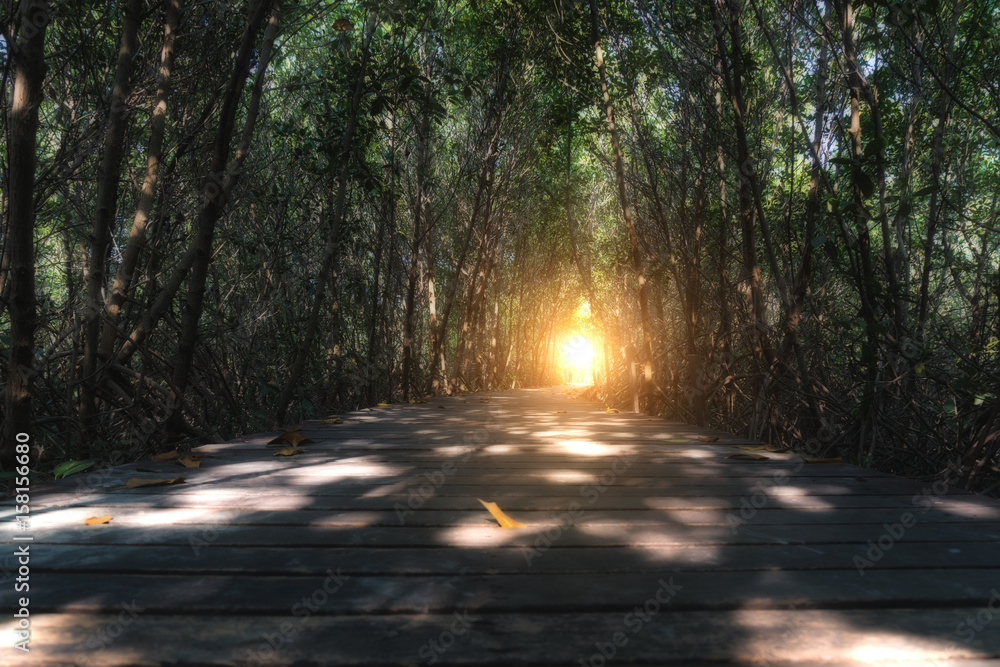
589,0,656,407
836,0,884,457
563,121,611,392
168,0,280,437
916,0,961,341
2,0,49,469
428,113,504,394
274,10,377,425
79,0,142,435
710,0,774,374
99,0,181,361
402,44,435,402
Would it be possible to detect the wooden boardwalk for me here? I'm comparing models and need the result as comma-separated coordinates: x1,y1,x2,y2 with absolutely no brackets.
3,387,1000,665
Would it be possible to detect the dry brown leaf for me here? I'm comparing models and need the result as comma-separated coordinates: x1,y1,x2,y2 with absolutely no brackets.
766,446,792,453
152,450,178,461
318,417,343,424
697,436,720,442
477,498,526,528
804,457,844,464
126,477,185,489
176,456,202,468
725,453,770,461
556,411,567,414
438,405,447,409
268,431,315,447
84,515,112,525
735,445,769,451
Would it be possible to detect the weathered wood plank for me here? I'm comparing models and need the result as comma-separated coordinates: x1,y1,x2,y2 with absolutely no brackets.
11,522,1000,554
19,542,1000,574
16,490,984,511
3,386,999,666
11,521,1000,553
3,569,999,614
11,505,1000,528
7,609,999,666
5,474,961,500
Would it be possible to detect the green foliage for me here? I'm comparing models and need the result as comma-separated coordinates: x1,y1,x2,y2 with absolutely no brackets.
53,459,98,480
3,0,996,496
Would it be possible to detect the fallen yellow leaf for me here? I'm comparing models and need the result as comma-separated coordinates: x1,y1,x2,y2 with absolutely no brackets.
177,456,202,468
319,418,343,424
556,411,567,414
377,402,391,406
152,450,178,461
606,408,620,414
477,499,526,528
126,477,185,488
273,446,307,457
725,453,770,461
84,515,112,525
268,431,314,447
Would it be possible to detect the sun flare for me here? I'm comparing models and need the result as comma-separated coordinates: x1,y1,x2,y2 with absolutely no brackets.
562,334,594,383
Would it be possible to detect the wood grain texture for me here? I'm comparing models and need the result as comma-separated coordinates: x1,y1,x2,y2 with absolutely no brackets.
2,387,998,665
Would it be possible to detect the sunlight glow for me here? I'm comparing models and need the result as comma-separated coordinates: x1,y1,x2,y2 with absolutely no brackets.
561,334,594,383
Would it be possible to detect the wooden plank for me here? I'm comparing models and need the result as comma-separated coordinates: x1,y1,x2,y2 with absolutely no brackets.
7,609,1000,666
3,569,998,614
26,461,884,482
6,472,960,497
20,542,1000,575
16,491,976,511
13,505,1000,528
14,522,1000,549
97,456,878,476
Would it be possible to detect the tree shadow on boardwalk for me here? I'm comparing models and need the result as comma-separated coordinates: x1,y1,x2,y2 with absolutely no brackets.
3,388,1000,665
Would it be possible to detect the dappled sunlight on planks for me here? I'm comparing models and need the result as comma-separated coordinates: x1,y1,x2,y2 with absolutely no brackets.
733,608,992,664
6,387,1000,664
33,506,239,528
931,498,1000,519
538,470,597,484
432,525,532,547
770,494,838,511
554,439,618,456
